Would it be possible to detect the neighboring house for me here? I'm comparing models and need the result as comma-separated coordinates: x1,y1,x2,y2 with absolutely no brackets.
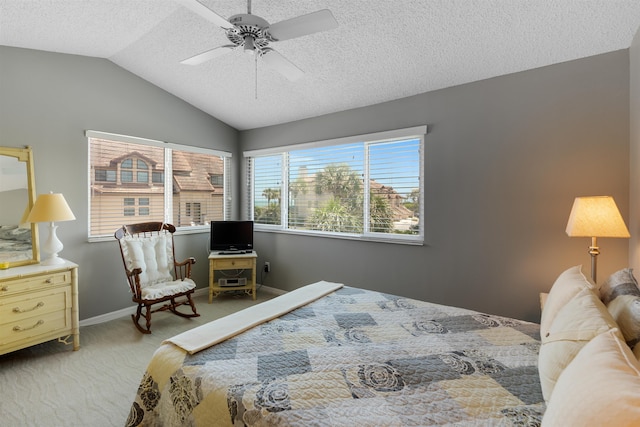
369,180,418,231
90,139,224,235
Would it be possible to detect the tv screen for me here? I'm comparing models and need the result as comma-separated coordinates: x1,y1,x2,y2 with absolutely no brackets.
210,220,254,252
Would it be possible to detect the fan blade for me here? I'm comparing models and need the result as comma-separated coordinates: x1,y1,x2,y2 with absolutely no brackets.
181,45,235,65
261,49,304,81
267,9,338,41
175,0,233,29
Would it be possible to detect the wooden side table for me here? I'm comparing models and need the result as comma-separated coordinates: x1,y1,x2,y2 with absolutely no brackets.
208,251,257,303
0,259,79,355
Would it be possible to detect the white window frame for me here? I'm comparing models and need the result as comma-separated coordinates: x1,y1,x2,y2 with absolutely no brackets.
244,126,426,245
87,130,232,241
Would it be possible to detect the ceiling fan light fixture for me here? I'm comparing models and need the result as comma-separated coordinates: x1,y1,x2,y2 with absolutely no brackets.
243,35,255,54
179,0,339,81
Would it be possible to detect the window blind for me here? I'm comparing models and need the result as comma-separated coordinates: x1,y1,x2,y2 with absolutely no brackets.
87,132,232,239
245,126,425,244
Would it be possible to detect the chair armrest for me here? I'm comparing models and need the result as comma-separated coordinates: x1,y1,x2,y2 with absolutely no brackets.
125,267,144,297
175,257,196,280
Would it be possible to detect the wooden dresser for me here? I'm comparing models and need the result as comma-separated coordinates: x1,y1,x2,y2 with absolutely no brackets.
0,260,79,355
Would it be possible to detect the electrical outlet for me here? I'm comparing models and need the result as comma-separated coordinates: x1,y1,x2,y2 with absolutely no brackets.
264,262,271,273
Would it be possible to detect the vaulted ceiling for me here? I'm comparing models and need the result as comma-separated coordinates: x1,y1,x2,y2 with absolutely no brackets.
2,1,640,130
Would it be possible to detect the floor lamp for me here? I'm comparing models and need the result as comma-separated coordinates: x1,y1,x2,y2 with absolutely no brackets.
26,192,76,266
565,196,630,283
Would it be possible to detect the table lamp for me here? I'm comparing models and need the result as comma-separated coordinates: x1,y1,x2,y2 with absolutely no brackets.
26,192,76,265
565,196,630,283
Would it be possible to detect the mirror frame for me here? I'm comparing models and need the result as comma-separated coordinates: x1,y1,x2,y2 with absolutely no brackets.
0,146,39,267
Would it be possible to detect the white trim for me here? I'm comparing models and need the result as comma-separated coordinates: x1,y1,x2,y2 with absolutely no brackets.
85,130,232,157
256,225,424,245
243,125,427,157
78,286,285,327
79,304,137,327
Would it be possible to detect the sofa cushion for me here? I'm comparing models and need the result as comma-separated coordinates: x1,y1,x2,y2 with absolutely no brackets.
542,329,640,427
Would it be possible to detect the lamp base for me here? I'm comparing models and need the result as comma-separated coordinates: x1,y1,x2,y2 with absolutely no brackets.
41,254,66,266
41,222,65,266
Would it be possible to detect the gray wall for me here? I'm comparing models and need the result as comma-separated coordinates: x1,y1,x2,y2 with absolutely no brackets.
241,50,631,322
0,46,239,319
631,28,640,272
0,46,631,323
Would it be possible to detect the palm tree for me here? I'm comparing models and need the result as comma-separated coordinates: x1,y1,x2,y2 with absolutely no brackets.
309,197,362,233
370,194,393,233
255,188,281,225
262,188,281,208
315,163,361,205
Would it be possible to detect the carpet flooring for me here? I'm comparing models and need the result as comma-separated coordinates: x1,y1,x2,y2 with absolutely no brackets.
0,289,278,427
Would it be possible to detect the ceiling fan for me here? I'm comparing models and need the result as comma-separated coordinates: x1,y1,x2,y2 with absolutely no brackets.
177,0,339,81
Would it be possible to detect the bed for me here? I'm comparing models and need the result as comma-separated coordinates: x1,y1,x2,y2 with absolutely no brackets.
126,281,544,426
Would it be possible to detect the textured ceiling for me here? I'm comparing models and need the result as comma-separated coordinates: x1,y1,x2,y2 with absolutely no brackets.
2,1,640,130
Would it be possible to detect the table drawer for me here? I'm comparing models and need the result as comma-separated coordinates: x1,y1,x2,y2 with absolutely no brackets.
0,271,71,296
0,287,70,324
212,258,254,269
0,309,71,347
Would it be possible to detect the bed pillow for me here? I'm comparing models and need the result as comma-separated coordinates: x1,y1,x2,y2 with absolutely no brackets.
540,265,595,338
600,268,640,304
542,329,640,427
601,268,640,349
538,287,619,403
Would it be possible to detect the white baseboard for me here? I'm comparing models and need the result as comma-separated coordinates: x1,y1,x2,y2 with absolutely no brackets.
79,285,285,327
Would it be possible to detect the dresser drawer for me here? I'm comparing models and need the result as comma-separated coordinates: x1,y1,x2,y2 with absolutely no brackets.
212,258,254,269
0,309,71,347
0,271,71,296
0,287,70,324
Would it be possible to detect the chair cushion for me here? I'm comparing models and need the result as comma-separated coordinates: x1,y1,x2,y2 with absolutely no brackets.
121,232,174,287
141,278,196,300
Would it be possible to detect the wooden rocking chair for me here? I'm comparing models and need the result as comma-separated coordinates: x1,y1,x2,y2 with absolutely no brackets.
115,222,199,334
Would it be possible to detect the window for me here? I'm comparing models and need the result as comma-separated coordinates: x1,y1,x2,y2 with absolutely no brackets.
124,197,135,216
95,169,116,182
88,131,232,239
152,171,164,183
139,198,150,216
245,126,425,244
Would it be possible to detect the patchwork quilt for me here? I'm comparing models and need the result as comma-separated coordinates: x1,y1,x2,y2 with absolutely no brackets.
127,287,544,426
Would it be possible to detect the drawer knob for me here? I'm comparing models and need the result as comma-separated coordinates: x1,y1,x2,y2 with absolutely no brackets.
1,285,8,292
13,319,44,332
13,301,45,313
45,278,53,284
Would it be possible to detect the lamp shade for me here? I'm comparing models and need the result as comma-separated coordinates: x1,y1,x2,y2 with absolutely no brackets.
565,196,630,238
26,192,76,223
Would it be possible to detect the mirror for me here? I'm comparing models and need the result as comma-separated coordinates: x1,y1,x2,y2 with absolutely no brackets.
0,146,39,268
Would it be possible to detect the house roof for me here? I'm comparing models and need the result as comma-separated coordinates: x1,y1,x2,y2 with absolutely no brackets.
2,1,640,130
91,139,223,194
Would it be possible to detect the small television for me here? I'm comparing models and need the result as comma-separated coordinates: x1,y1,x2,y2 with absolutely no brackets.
210,220,254,252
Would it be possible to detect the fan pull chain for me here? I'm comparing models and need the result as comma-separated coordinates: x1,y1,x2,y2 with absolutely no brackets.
255,52,258,100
